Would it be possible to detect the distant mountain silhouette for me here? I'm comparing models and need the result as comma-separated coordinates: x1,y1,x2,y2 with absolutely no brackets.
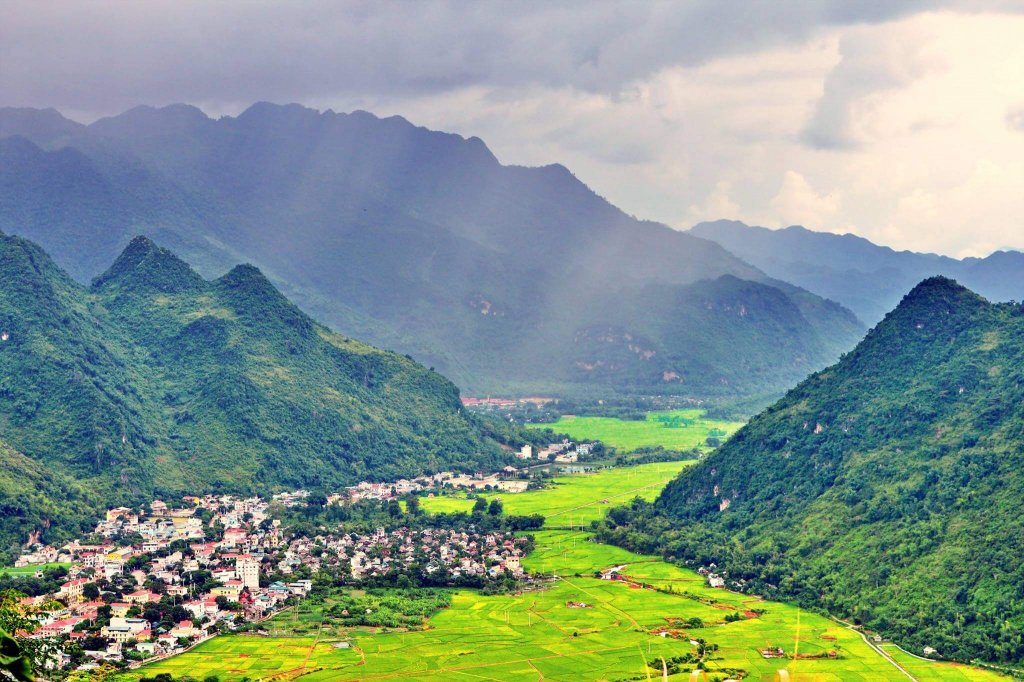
691,220,1024,324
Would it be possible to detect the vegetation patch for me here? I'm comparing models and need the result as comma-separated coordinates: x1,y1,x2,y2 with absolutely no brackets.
527,409,741,451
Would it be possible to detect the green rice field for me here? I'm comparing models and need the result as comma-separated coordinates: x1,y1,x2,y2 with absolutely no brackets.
421,460,691,526
0,563,70,576
130,465,1008,681
880,646,1015,681
528,408,743,451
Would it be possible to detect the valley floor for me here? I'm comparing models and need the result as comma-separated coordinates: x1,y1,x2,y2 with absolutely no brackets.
129,463,1009,681
525,409,743,452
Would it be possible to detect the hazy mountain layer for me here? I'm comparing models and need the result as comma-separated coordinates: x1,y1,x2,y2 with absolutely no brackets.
0,104,862,398
691,219,1024,324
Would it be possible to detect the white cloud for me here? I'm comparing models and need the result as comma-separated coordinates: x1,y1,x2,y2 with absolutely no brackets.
0,0,936,116
688,180,742,222
800,22,940,149
325,11,1024,256
769,172,842,231
882,160,1024,257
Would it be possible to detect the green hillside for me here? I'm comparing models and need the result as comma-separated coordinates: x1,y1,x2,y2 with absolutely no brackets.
560,275,860,396
0,439,100,560
597,278,1024,664
0,233,513,557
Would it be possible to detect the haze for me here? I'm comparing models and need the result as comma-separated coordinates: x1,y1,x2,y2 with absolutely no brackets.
3,0,1022,257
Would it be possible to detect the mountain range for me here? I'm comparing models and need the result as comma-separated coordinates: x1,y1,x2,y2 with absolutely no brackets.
4,100,1024,667
599,277,1024,664
691,220,1024,325
0,103,862,400
0,232,515,558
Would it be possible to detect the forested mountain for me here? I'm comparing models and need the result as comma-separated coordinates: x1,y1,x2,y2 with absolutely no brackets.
0,232,513,557
691,219,1024,324
0,104,862,398
598,278,1024,663
0,439,99,561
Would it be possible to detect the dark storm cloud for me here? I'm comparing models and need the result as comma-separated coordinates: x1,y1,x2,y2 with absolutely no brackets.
0,0,954,118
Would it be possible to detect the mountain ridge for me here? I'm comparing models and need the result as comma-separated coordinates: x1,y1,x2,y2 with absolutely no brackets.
0,232,520,559
0,103,863,399
598,276,1024,663
690,219,1024,324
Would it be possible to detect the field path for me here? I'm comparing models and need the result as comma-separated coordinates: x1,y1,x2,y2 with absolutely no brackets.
561,576,642,631
263,622,325,681
829,616,917,681
527,601,571,636
303,621,324,671
636,643,652,682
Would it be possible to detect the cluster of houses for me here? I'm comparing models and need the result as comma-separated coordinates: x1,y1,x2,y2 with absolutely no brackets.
459,397,553,409
516,439,595,464
11,494,312,671
10,485,533,673
336,468,534,502
288,527,529,581
696,565,728,589
8,452,567,673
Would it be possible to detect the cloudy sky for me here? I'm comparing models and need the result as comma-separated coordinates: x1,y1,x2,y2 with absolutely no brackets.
3,1,1023,257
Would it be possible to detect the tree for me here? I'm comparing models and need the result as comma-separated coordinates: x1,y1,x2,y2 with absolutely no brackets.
472,497,488,514
0,628,32,682
80,635,109,652
488,499,503,516
82,582,100,600
1,590,62,678
405,496,421,516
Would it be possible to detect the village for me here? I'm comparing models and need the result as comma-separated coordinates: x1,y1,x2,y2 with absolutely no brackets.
9,495,532,674
10,493,305,673
339,438,597,503
2,444,595,675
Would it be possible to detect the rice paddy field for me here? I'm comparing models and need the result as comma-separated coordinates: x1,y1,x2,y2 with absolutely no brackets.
130,466,1008,681
527,408,743,452
421,460,692,526
0,562,70,576
880,646,1012,681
